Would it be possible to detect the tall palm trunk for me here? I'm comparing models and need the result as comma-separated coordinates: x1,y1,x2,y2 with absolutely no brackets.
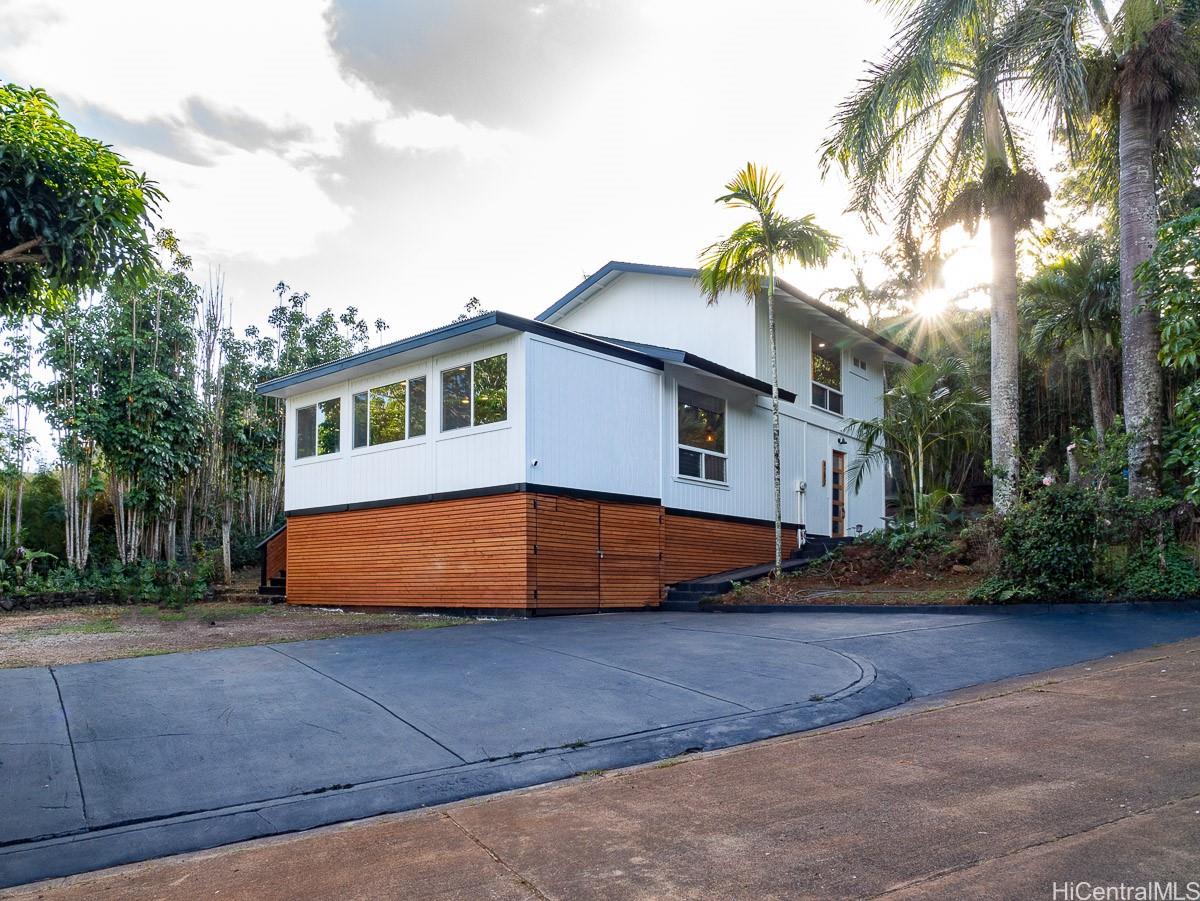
766,260,782,578
989,207,1021,513
983,90,1021,514
1117,89,1162,497
1085,358,1110,453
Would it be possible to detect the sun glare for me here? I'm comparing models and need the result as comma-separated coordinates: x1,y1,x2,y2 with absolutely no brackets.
913,288,950,319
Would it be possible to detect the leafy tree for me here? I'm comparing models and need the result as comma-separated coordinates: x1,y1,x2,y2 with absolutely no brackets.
0,84,163,314
1020,237,1120,449
1031,0,1200,495
822,0,1056,514
37,297,104,569
1140,208,1200,501
697,163,837,576
92,231,203,563
820,250,916,328
0,319,34,546
846,357,989,527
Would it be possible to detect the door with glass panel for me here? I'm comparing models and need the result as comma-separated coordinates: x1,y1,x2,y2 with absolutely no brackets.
830,451,846,538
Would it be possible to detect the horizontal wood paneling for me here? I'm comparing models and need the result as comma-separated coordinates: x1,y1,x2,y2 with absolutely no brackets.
664,512,798,584
286,494,776,609
286,494,532,608
600,503,662,606
265,529,287,581
531,495,598,609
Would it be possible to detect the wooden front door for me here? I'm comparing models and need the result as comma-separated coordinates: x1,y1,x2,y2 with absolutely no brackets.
599,504,662,608
831,451,846,538
532,496,600,611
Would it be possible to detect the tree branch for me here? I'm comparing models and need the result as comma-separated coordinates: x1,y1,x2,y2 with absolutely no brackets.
0,237,44,264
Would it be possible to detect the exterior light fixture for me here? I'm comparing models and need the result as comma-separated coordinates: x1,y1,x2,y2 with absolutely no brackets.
855,524,863,536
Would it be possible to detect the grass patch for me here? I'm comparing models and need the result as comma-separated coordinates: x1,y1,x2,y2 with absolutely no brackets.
16,618,120,640
157,611,188,622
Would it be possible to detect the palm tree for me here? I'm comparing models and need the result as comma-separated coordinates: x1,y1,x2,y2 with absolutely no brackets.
1066,0,1199,496
697,164,837,577
1013,0,1199,493
1020,239,1120,450
821,0,1053,514
847,358,989,527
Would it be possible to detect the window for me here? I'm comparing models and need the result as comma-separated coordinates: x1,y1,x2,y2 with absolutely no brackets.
352,376,427,448
441,354,508,431
677,386,727,483
852,356,868,371
811,335,844,415
296,398,340,459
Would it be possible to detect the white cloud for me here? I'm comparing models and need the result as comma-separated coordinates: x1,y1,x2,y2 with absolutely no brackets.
0,0,389,262
374,112,526,159
134,141,351,261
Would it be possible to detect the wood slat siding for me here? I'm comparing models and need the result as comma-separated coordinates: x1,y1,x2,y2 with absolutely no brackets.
600,503,662,606
663,512,797,584
285,494,532,608
531,495,599,609
284,493,780,609
265,529,287,581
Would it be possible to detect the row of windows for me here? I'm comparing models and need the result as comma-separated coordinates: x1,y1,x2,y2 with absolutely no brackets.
295,354,508,459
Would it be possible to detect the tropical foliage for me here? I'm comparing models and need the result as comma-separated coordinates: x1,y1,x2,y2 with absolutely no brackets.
697,163,837,575
0,84,163,314
846,358,989,527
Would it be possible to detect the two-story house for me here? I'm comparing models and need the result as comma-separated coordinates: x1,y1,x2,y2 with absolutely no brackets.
255,261,914,612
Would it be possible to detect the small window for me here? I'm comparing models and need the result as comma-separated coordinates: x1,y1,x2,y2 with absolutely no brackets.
812,335,844,414
677,386,727,484
853,356,868,371
296,398,340,459
441,354,508,431
353,376,427,448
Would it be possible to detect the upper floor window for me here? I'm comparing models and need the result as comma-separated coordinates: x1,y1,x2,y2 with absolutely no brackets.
296,398,340,459
811,335,844,415
352,376,426,448
677,386,727,483
441,353,507,431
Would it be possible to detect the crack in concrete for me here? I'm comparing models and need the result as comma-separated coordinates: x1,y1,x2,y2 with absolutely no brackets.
491,634,755,712
266,645,467,764
443,810,551,901
866,791,1200,898
47,666,87,824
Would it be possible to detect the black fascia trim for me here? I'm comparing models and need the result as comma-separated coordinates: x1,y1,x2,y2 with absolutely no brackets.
285,483,662,517
678,351,798,403
256,310,666,396
254,522,287,550
773,276,921,364
664,506,803,531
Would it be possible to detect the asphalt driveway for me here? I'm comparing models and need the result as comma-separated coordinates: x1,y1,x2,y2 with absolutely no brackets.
3,604,1200,888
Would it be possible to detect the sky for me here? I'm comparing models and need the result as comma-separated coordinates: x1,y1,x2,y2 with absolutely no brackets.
1,0,1001,456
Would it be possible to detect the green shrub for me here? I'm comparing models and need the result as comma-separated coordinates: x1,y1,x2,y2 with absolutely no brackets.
1117,543,1200,600
972,484,1200,603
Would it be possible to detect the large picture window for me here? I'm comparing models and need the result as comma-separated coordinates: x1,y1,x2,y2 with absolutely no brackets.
441,354,507,431
811,335,844,415
352,376,427,448
296,397,341,459
677,385,727,483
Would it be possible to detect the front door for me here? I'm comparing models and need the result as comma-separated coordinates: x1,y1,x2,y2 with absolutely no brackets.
831,451,846,538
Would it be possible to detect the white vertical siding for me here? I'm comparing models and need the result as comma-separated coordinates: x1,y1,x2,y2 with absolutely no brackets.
283,334,524,511
551,272,758,375
524,335,661,498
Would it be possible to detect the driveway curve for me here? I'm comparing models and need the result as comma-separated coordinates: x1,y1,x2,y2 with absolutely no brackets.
2,603,1199,888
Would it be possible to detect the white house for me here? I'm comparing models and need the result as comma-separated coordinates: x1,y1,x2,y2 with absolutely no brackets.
256,261,913,612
